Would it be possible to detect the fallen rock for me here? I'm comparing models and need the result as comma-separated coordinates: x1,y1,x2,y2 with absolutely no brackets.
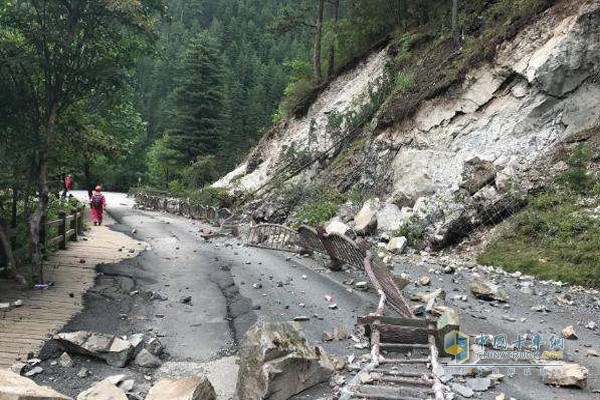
58,331,134,368
104,375,126,385
25,366,44,377
562,325,578,340
10,361,27,374
556,293,574,305
585,321,597,331
146,377,216,400
118,380,134,393
324,218,351,236
466,377,491,391
587,349,599,358
470,280,509,302
460,157,496,195
0,369,71,399
418,275,431,286
376,203,407,232
77,380,127,400
150,291,168,301
58,352,74,368
386,236,407,254
451,383,474,398
134,349,161,368
237,319,334,400
542,362,588,388
78,367,90,378
354,199,379,236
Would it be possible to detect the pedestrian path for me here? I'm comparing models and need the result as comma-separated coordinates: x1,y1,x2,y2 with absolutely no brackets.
0,212,145,368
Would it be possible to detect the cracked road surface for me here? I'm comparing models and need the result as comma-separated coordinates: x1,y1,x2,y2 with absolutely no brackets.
33,192,371,397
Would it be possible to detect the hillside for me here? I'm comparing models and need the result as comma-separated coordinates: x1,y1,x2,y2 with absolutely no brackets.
214,0,600,284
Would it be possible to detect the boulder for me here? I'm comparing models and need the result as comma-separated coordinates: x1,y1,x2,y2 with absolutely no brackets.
354,199,379,236
386,236,407,254
134,349,161,368
77,380,127,400
561,325,578,340
470,279,509,302
57,331,134,368
542,362,589,388
460,157,496,195
376,204,408,232
324,218,351,236
388,191,416,208
237,320,334,400
146,377,216,400
337,203,356,223
58,352,74,368
495,158,520,192
0,369,71,400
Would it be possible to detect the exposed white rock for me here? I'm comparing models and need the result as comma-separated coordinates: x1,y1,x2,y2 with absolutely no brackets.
542,362,589,388
354,199,380,235
386,236,407,254
376,203,408,232
324,218,351,236
214,49,388,193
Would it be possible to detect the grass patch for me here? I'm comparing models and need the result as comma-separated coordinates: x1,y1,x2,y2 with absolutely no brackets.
478,143,600,288
297,201,340,226
396,215,427,249
295,184,344,226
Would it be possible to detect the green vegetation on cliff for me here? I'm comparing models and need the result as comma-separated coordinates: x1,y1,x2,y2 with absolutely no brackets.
479,131,600,288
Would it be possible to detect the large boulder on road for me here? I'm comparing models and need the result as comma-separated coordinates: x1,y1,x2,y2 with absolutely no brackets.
0,369,71,400
237,319,334,400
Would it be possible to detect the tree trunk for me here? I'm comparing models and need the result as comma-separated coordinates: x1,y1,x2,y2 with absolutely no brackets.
11,188,18,228
313,0,325,83
452,0,459,45
0,223,16,278
327,0,339,79
28,105,58,284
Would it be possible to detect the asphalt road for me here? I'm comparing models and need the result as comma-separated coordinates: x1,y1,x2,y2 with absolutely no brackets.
33,192,373,398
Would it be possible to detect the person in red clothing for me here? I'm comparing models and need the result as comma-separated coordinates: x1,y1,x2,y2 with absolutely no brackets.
89,186,106,226
61,174,74,199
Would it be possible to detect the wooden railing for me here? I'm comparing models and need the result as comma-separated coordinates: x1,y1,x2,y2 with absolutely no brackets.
1,207,85,268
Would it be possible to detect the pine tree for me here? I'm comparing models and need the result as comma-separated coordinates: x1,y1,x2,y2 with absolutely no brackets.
168,33,227,165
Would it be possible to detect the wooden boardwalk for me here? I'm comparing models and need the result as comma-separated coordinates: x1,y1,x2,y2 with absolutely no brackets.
0,213,145,368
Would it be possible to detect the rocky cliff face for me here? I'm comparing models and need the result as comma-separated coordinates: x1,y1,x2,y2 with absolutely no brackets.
377,1,600,201
215,0,600,241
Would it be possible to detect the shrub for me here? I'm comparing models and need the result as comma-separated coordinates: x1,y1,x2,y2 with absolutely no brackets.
396,215,426,248
560,144,592,192
297,201,340,226
395,72,414,93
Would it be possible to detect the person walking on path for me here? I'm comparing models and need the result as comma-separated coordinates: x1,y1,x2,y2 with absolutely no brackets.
89,186,106,226
61,174,74,199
